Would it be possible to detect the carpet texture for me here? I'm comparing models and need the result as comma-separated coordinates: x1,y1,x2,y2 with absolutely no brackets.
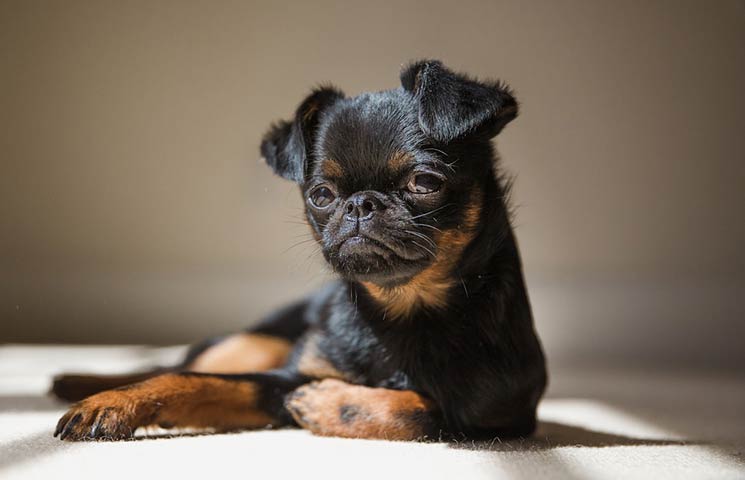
1,345,743,480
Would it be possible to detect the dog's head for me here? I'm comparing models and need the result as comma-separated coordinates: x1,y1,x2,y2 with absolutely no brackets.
261,60,517,316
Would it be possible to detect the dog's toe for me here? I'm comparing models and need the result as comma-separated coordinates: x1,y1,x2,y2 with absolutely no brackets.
54,392,141,441
285,379,361,436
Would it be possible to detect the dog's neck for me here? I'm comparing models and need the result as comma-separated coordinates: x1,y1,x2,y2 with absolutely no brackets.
359,186,504,319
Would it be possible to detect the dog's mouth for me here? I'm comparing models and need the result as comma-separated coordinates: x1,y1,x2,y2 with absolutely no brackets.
338,235,389,254
326,231,433,284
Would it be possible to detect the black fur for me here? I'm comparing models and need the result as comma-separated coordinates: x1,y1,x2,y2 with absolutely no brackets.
401,60,518,142
261,86,345,182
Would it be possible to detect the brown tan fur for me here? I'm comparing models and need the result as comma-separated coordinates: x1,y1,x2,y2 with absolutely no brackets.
285,379,435,441
363,187,483,318
296,333,348,380
188,333,292,374
321,158,344,179
55,374,273,440
387,150,413,173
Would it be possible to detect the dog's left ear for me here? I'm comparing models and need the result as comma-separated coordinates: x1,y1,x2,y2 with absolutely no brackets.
401,60,518,143
261,86,345,183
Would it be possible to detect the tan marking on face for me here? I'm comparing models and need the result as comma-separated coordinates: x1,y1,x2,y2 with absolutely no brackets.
321,159,344,179
188,333,293,374
297,333,347,380
286,378,435,440
363,187,483,319
388,150,413,173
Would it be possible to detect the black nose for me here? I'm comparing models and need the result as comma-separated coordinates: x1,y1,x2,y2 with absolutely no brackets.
344,192,384,222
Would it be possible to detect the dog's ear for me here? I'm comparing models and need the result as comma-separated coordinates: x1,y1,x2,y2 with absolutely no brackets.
401,60,518,143
261,86,344,183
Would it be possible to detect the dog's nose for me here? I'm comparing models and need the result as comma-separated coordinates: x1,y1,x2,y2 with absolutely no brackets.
344,192,384,222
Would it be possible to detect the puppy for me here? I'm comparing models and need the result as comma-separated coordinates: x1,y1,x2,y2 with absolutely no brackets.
52,60,547,441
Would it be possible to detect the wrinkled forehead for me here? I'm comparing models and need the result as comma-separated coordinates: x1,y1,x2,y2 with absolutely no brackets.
312,91,424,189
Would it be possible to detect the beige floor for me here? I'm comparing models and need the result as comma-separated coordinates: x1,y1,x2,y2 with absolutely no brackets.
1,345,743,480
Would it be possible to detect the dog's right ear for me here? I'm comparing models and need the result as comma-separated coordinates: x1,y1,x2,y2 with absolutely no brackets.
261,86,344,183
401,60,517,143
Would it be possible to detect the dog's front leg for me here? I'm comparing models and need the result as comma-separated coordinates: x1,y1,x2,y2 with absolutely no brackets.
54,371,303,441
285,379,438,441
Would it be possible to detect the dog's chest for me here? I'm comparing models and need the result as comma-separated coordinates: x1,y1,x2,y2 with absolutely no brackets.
329,317,475,393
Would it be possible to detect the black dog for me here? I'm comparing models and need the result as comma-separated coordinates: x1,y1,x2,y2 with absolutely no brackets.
53,60,547,441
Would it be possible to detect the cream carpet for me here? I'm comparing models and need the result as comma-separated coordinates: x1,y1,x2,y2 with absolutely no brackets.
1,345,743,480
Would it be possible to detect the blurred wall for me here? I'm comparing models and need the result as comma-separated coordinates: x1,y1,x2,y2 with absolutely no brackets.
2,0,744,370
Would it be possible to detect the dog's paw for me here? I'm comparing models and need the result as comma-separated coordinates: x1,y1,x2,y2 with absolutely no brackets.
54,390,148,441
285,379,365,437
285,379,434,441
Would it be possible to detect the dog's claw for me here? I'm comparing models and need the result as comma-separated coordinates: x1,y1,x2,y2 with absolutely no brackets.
89,419,102,439
59,413,82,440
54,412,70,437
54,391,142,441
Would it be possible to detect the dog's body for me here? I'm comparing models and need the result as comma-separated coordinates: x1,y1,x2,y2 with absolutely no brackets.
53,60,547,441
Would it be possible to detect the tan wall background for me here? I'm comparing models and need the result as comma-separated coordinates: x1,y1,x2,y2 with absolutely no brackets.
2,0,744,370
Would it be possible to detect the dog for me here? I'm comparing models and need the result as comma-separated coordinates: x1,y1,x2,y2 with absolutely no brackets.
52,60,547,441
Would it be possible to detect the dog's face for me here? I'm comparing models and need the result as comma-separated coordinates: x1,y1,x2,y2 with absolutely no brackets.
261,61,517,289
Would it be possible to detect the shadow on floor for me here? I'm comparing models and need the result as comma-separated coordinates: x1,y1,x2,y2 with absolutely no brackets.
0,431,81,472
0,403,694,477
0,393,694,476
449,420,689,451
0,393,692,451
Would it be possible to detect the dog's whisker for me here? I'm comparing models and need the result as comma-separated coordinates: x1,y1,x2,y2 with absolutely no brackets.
424,147,449,157
410,203,455,220
410,240,436,259
404,230,437,249
411,222,443,233
281,238,318,254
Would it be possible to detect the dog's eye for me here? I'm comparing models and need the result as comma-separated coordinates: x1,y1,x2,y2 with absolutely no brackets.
407,173,443,194
309,186,336,209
